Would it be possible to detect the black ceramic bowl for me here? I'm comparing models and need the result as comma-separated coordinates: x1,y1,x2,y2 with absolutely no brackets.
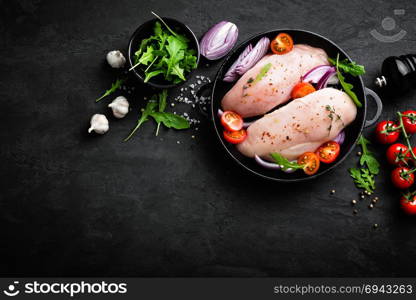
211,29,382,182
128,17,200,89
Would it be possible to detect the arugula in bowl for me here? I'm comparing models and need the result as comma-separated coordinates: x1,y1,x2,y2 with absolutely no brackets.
130,19,198,84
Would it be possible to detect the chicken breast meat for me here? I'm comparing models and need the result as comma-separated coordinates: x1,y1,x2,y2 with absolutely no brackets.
221,44,329,118
237,88,357,161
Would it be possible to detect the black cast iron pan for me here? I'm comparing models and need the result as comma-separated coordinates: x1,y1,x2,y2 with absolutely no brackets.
210,29,383,182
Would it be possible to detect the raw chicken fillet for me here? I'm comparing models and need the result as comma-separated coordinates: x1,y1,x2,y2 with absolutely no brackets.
237,88,357,161
221,44,329,117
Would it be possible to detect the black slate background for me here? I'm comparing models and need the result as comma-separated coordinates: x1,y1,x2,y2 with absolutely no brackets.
1,0,416,277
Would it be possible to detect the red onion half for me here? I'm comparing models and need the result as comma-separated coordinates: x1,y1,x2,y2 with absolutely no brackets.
200,21,238,60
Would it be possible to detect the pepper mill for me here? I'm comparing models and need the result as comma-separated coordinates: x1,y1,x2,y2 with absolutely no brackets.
375,54,416,94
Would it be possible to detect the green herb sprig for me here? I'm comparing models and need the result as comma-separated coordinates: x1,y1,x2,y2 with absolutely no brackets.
328,57,365,77
335,54,362,108
349,168,375,192
349,135,380,192
95,78,125,102
124,90,190,141
271,153,304,171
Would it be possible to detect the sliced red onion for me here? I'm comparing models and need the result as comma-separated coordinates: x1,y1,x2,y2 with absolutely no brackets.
333,131,345,145
235,37,270,75
302,65,333,84
255,155,299,173
255,155,282,170
316,68,337,90
200,21,238,60
327,73,339,85
223,44,253,82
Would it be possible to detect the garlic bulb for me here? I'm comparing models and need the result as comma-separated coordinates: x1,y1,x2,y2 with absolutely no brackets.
108,96,129,118
106,50,126,68
88,114,109,134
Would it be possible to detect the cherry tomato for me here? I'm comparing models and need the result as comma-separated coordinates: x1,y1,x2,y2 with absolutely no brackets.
400,194,416,215
401,110,416,134
391,167,414,189
297,152,320,175
386,143,410,166
316,141,340,164
375,120,400,144
291,82,316,99
223,129,247,144
221,111,244,132
270,33,294,55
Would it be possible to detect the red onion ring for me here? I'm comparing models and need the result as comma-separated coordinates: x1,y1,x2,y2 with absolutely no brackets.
302,65,333,84
316,67,337,89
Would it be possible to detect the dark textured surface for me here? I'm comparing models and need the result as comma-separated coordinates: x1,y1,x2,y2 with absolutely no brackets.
1,0,416,277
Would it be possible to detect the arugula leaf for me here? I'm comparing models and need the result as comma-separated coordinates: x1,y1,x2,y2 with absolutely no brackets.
170,64,186,81
270,153,304,170
95,78,124,102
139,46,155,65
150,112,190,130
335,55,362,108
144,70,164,83
357,136,380,175
158,89,168,112
349,168,375,192
328,57,365,76
154,89,168,136
182,53,197,72
124,101,158,141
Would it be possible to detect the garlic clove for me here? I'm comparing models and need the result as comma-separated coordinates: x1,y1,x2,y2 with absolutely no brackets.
108,96,129,119
88,114,109,134
106,50,126,69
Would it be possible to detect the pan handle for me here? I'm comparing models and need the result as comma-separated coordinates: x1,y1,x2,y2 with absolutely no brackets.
364,87,383,128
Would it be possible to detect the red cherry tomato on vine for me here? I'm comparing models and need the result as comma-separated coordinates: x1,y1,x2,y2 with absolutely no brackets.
391,167,414,189
386,143,410,166
401,110,416,134
375,120,400,144
400,194,416,215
